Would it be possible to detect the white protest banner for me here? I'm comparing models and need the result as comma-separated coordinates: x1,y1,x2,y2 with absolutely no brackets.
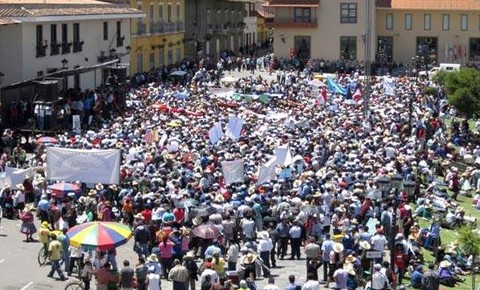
72,115,81,134
46,147,120,184
383,76,396,96
225,116,244,140
221,159,244,185
256,157,277,185
0,172,12,188
274,144,293,166
208,122,224,145
4,166,34,185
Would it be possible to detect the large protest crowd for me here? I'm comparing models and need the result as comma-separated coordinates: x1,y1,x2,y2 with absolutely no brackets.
1,54,480,290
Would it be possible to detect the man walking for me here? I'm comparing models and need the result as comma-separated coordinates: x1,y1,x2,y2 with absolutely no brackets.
47,234,66,281
168,259,189,290
118,260,135,290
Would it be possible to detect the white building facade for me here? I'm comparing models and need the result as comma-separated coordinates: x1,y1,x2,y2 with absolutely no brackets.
243,1,258,52
0,1,143,90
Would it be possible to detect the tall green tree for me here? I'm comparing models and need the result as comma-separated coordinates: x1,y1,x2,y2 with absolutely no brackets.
445,68,480,118
458,226,480,290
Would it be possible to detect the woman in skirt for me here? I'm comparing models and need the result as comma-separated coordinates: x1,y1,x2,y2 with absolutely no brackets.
20,204,37,242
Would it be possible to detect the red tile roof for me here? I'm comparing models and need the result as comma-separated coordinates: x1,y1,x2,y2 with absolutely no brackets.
0,5,142,17
377,0,480,10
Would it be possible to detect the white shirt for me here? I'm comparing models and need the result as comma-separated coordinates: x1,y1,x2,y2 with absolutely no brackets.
147,273,160,290
371,271,388,289
289,225,302,239
241,219,255,238
301,280,320,290
258,238,273,252
370,234,388,252
200,268,219,284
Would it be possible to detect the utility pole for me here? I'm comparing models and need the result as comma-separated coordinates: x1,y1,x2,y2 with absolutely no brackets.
363,0,373,119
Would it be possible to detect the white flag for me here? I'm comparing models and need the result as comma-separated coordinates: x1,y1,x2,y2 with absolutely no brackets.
257,157,278,185
225,116,244,140
208,122,224,145
275,144,293,166
221,159,244,185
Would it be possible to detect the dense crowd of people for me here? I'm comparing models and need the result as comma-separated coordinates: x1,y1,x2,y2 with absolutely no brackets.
0,54,479,290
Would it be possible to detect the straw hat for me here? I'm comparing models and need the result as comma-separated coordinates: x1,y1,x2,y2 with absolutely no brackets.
345,254,356,264
258,231,269,239
88,189,97,196
134,213,145,220
25,203,34,212
147,254,158,262
439,260,452,268
244,253,257,264
95,183,104,191
192,216,203,226
333,242,344,253
359,240,371,250
184,251,195,260
16,183,25,191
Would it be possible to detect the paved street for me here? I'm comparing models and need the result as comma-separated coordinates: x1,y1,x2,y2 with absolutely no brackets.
0,217,326,290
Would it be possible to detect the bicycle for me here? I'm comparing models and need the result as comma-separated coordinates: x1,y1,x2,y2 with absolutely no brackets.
63,278,85,290
37,246,48,266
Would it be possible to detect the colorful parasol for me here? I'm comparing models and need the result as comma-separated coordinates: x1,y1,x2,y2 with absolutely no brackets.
191,224,221,240
36,136,59,144
66,221,132,250
48,182,81,198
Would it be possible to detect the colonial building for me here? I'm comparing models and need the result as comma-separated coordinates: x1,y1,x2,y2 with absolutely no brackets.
184,0,245,58
266,0,480,65
0,0,143,90
128,0,185,73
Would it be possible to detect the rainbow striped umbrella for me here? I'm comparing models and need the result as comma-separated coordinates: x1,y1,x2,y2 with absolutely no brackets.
66,222,132,250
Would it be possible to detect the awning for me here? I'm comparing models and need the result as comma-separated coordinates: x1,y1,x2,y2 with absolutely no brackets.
46,59,119,78
2,59,120,90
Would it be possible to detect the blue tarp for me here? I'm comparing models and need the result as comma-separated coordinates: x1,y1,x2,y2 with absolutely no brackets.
327,76,348,96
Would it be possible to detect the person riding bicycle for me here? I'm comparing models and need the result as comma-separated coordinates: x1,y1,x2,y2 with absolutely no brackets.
38,221,51,252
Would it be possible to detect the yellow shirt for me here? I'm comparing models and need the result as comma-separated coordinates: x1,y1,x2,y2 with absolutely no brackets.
211,257,226,276
48,240,62,261
38,227,50,244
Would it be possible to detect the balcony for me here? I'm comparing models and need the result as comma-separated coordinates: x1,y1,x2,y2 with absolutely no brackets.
73,41,84,53
36,44,47,58
62,42,72,54
176,21,184,32
265,17,318,28
163,22,175,33
136,23,147,35
50,42,61,56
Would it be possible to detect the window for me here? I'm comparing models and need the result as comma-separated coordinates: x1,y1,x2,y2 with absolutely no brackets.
340,36,357,60
103,22,108,40
167,3,172,22
61,23,70,54
404,14,412,30
167,49,173,65
340,3,357,24
50,24,57,44
137,53,143,72
36,25,46,57
176,3,180,21
73,23,82,52
294,8,312,23
417,37,438,63
150,3,154,27
386,13,393,30
159,4,164,23
176,47,181,62
461,14,468,31
149,52,155,70
116,21,123,47
51,24,59,55
376,36,393,63
159,49,164,66
36,25,43,45
136,0,142,10
470,38,480,61
424,14,431,30
442,14,450,30
294,36,311,59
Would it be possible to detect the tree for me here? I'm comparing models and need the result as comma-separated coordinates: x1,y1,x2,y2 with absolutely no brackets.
458,226,480,290
445,68,480,118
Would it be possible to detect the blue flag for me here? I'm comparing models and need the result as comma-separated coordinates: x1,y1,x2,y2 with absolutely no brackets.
327,76,348,96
